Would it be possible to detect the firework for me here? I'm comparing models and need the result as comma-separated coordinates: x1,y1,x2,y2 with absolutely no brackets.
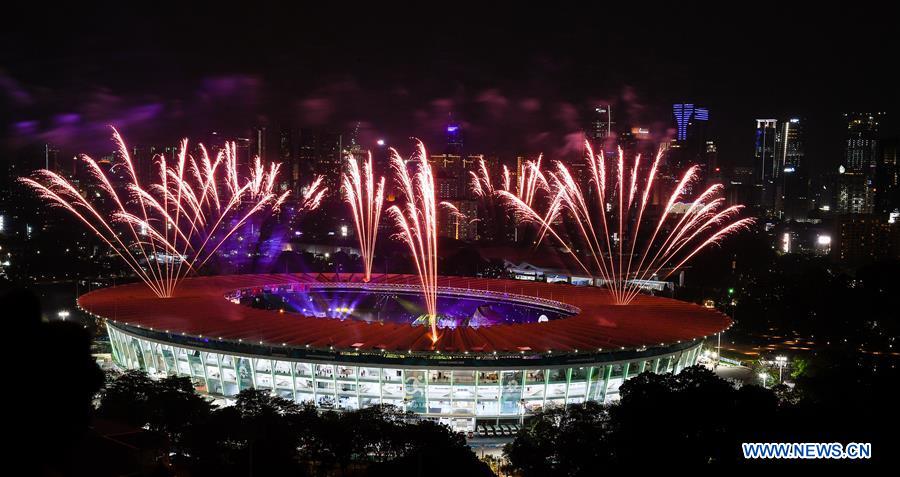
298,175,327,212
342,152,385,282
469,156,547,241
387,141,458,344
19,128,295,298
214,147,326,273
499,140,754,305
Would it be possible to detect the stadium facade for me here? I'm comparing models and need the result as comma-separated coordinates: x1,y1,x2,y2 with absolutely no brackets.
81,274,729,433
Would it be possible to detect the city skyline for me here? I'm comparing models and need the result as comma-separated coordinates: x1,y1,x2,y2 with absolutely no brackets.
3,5,898,176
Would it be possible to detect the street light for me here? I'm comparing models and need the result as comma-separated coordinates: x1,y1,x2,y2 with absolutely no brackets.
57,310,70,321
775,355,788,383
758,372,768,388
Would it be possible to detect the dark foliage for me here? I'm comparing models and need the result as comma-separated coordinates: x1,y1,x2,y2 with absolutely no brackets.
505,363,899,473
4,287,104,474
96,376,493,476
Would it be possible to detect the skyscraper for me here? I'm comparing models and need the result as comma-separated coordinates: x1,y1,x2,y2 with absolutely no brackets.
776,118,804,171
672,103,708,142
130,144,163,183
233,137,251,172
279,128,296,192
775,118,809,219
837,112,883,214
446,120,463,156
344,122,367,164
44,144,60,173
668,103,711,181
845,113,882,172
297,128,343,194
878,136,899,213
588,105,614,142
753,119,778,210
251,126,268,164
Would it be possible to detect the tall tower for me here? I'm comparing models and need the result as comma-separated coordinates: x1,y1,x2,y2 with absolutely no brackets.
279,128,296,193
297,128,343,194
775,118,808,219
673,103,708,142
251,126,268,164
44,144,60,173
588,105,614,142
838,112,883,214
754,119,778,209
845,112,881,172
446,118,463,156
668,103,711,181
878,136,899,213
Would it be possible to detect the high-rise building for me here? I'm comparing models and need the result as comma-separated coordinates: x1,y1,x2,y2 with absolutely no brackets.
130,145,162,183
704,140,719,177
233,137,251,171
667,104,711,181
446,120,463,156
44,144,60,173
429,152,495,201
776,118,805,171
438,199,478,242
672,103,708,142
837,166,871,215
297,128,343,194
277,128,296,192
344,122,367,164
878,136,899,213
251,126,268,163
775,118,809,220
844,113,882,172
588,105,614,142
837,113,883,214
726,166,755,207
833,214,900,265
753,119,778,210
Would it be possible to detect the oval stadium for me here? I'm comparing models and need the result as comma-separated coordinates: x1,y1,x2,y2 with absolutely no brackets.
78,273,731,434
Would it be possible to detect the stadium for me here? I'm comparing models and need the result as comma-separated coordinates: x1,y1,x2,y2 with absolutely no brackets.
78,273,731,434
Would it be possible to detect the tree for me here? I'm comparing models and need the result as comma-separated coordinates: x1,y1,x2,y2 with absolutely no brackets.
97,369,157,428
5,287,104,474
504,401,610,475
504,366,785,472
148,375,214,444
609,366,738,464
371,420,494,477
98,371,214,444
233,389,307,475
789,357,808,380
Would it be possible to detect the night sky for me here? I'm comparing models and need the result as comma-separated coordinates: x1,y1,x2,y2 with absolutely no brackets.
2,3,897,174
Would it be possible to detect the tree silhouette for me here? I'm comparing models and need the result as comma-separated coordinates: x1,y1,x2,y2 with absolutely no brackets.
4,287,103,474
505,362,900,472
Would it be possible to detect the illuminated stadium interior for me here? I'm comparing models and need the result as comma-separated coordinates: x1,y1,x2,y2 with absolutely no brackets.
239,283,577,328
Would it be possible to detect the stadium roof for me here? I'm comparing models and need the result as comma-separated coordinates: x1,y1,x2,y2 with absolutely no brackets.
79,273,730,354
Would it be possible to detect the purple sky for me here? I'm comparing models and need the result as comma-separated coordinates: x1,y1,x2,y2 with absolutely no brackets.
2,4,897,173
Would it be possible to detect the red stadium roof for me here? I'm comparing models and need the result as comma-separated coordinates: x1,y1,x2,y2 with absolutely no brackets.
78,273,731,354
